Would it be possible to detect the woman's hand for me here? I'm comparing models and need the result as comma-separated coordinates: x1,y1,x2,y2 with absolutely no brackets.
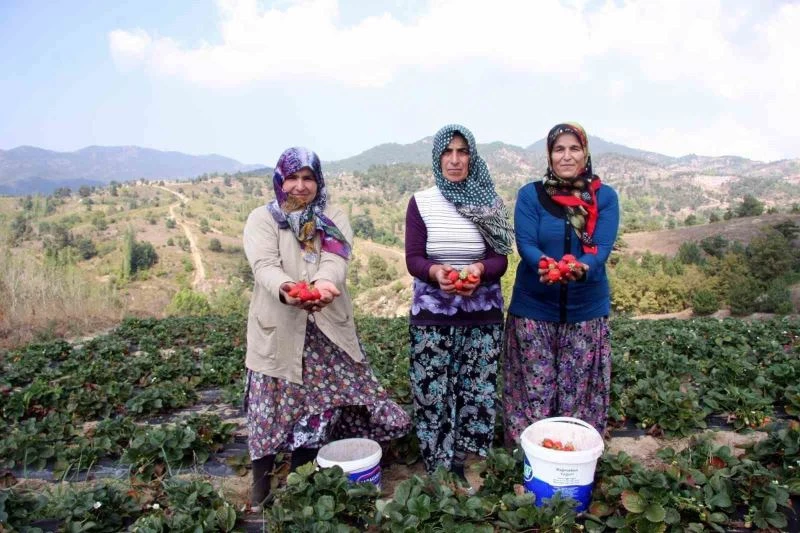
432,264,457,293
280,280,341,312
538,256,589,284
454,263,483,296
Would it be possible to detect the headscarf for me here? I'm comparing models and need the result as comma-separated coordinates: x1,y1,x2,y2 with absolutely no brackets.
543,122,601,255
432,124,514,255
267,147,351,263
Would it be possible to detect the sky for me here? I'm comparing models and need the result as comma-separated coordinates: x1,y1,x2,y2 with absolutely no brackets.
1,0,799,166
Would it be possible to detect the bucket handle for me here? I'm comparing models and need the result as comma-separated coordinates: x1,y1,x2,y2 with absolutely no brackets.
536,417,596,431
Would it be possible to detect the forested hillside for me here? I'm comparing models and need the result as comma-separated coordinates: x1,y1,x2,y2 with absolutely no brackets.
1,141,799,346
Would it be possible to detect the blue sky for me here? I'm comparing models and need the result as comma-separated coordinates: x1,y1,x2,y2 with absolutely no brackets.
1,0,798,166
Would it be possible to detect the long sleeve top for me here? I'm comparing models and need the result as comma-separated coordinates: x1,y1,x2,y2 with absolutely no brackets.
508,181,619,323
405,189,508,327
243,204,362,384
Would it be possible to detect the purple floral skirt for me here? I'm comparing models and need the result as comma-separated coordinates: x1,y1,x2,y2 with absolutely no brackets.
245,321,411,460
502,314,611,445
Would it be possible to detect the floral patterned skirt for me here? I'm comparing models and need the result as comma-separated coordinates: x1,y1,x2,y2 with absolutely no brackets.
409,323,501,474
502,314,611,445
245,320,411,460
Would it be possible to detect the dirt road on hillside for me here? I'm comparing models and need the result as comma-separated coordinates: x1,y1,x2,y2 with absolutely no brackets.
155,185,209,293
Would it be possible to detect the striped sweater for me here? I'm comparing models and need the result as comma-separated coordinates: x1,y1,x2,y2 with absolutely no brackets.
404,186,508,326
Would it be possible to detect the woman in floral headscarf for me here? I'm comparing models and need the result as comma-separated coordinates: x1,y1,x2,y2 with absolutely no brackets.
243,147,410,508
503,122,619,444
404,124,513,485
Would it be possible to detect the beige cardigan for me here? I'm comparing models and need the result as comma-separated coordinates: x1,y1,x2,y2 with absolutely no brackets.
243,204,362,384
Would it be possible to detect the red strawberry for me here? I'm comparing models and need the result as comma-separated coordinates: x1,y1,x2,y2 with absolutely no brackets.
467,274,479,284
547,269,562,282
298,288,313,301
287,285,301,298
447,270,459,282
310,288,321,300
454,279,464,290
558,260,571,275
562,254,577,263
542,438,554,449
538,258,549,270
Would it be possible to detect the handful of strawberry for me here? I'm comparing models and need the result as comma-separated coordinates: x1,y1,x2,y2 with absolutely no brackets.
446,267,480,290
286,280,321,302
538,254,585,283
541,438,576,451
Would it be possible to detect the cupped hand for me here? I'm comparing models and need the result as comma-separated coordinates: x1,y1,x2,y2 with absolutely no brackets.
433,264,457,294
454,263,483,296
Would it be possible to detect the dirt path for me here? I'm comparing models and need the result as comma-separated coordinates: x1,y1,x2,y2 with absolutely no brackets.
155,185,209,293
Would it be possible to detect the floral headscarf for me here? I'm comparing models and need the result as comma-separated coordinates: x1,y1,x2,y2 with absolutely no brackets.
267,147,351,263
432,124,514,255
543,122,601,255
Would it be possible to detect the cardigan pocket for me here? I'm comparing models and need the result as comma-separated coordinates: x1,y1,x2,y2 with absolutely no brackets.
250,315,277,360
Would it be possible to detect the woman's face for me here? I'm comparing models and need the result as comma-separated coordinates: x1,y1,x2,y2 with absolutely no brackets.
281,167,318,206
440,134,470,182
550,133,585,179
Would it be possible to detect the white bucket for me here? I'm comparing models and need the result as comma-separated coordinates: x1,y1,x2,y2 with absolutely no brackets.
316,438,382,488
519,417,604,512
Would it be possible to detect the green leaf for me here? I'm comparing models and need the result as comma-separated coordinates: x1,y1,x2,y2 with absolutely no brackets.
620,490,645,513
644,503,666,523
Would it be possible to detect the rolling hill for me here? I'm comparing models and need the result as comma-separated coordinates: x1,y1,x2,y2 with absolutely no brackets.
0,145,263,195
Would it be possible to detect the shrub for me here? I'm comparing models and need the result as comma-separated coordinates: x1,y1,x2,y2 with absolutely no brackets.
691,289,719,316
166,289,210,316
208,238,223,252
131,241,158,274
728,275,760,316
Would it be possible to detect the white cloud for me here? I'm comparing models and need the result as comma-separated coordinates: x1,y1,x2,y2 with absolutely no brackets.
106,0,800,159
606,115,782,162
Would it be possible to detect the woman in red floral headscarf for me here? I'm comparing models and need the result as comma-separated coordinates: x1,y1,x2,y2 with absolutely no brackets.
503,122,620,443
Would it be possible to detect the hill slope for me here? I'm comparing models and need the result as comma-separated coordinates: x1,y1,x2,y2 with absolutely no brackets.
0,146,262,195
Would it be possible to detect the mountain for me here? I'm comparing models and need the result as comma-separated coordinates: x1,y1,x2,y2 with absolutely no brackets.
325,134,678,175
526,136,675,165
0,145,262,195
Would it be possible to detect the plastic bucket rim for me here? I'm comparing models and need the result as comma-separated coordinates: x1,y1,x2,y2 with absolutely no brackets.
520,417,604,463
316,438,382,474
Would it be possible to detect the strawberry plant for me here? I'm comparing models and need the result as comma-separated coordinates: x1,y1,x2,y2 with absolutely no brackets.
122,414,235,480
266,462,379,532
494,492,578,532
130,478,238,532
50,482,142,531
474,447,521,502
0,487,47,530
124,382,198,416
376,469,493,531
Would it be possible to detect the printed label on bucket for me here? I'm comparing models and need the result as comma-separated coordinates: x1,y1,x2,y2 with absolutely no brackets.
347,464,381,487
523,456,593,512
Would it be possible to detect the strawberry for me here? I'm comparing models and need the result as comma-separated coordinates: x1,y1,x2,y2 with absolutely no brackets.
310,288,321,300
447,270,460,283
562,443,575,451
558,260,571,275
454,279,464,290
538,258,549,270
287,285,301,298
298,288,314,301
466,274,479,284
547,269,562,282
541,438,554,449
562,254,577,263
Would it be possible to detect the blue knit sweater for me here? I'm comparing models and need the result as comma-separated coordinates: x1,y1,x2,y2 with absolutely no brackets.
508,181,619,323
